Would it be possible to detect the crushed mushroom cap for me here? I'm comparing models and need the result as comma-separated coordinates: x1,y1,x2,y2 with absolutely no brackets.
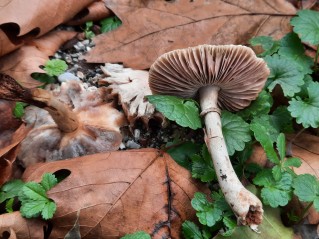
149,45,270,111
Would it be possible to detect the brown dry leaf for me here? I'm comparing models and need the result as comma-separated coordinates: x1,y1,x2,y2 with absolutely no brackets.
0,124,30,186
0,100,21,132
84,0,296,69
0,0,94,57
67,0,112,25
100,63,164,127
0,30,77,88
0,149,207,238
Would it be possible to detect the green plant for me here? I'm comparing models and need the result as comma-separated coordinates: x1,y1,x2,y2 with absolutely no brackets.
120,231,150,239
0,173,60,220
100,16,122,33
13,102,28,118
84,21,95,39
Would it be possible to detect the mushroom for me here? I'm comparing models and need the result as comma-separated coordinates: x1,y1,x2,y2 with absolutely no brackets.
0,73,126,167
149,45,269,226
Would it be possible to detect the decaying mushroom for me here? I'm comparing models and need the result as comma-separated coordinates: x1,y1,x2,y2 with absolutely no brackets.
100,63,164,128
149,45,269,226
0,74,126,168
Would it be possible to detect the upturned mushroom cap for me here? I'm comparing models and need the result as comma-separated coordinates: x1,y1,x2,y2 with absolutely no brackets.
149,45,270,111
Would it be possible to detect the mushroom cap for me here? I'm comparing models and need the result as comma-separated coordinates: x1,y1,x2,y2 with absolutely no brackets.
149,45,270,111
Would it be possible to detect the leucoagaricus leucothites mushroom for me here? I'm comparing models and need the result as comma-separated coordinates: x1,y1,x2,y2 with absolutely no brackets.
0,74,126,168
149,45,270,226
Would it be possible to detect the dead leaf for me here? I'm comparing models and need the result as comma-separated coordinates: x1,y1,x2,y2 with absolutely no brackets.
67,0,112,25
100,63,164,127
0,149,207,238
0,100,21,132
0,124,30,186
0,30,77,88
84,0,296,69
0,0,95,57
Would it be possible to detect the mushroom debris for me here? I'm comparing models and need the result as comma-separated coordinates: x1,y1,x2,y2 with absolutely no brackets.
0,74,126,168
149,45,269,226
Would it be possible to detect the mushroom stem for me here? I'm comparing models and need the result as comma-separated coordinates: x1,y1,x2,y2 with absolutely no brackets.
31,88,79,133
199,85,263,226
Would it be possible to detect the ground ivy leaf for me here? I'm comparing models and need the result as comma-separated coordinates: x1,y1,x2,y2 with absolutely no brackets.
265,54,304,97
253,169,274,187
20,200,46,218
191,154,216,182
221,111,251,156
41,201,57,220
269,106,293,133
147,95,201,130
252,115,279,142
249,36,280,56
23,182,47,201
43,59,67,76
237,90,273,121
293,174,319,202
100,16,122,33
288,81,319,128
182,221,204,239
41,173,58,191
283,157,302,168
0,179,24,203
278,32,313,74
121,231,151,239
291,10,319,45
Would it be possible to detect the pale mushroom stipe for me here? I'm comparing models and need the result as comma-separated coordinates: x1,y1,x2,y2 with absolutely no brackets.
149,45,270,226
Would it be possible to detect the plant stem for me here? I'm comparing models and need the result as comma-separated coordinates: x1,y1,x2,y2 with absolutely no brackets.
297,201,314,224
199,85,263,226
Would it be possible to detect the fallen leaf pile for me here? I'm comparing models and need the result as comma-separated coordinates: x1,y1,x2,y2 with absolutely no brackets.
0,149,207,238
84,0,296,69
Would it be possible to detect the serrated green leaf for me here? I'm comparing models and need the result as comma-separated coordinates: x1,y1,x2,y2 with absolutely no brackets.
23,182,47,201
31,73,55,85
41,200,57,220
41,173,58,191
276,133,286,161
252,115,279,142
288,81,319,128
20,200,47,218
265,54,304,97
253,169,274,187
167,141,200,169
269,106,293,133
147,95,201,130
182,221,204,239
221,217,236,236
283,157,302,168
85,30,95,39
5,198,14,213
237,90,273,121
43,59,68,76
272,165,282,181
278,33,313,75
120,231,151,239
291,10,319,45
13,102,27,118
293,174,319,202
191,154,216,182
0,179,24,203
100,16,122,33
250,120,279,164
221,111,251,156
249,36,280,56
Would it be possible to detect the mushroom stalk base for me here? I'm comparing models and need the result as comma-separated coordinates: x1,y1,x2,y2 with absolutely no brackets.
199,86,263,226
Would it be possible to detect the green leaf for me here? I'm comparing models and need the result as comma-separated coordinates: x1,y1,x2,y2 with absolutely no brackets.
120,231,151,239
167,141,200,169
43,59,68,76
283,157,302,168
40,173,58,191
278,32,313,75
182,221,204,239
249,36,280,56
252,115,279,142
85,21,93,28
276,133,286,161
147,95,201,130
291,10,319,45
5,198,14,213
41,200,57,220
269,106,293,133
100,16,122,33
288,81,319,128
0,179,24,203
237,90,273,121
221,217,236,236
250,119,280,164
22,182,47,201
191,154,216,182
20,200,46,218
31,73,56,85
214,207,294,239
272,165,282,181
13,102,27,118
191,192,223,227
221,111,251,156
85,30,95,39
293,174,319,202
314,197,319,211
265,54,304,97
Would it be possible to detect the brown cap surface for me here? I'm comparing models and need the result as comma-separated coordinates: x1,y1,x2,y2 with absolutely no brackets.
149,45,269,111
